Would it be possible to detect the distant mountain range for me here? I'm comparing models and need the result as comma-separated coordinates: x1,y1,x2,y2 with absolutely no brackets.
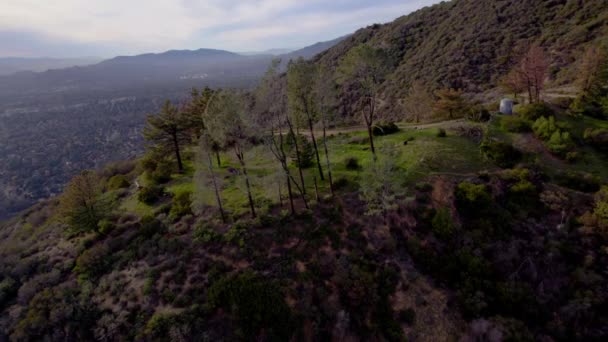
0,36,347,220
239,48,295,56
0,57,102,76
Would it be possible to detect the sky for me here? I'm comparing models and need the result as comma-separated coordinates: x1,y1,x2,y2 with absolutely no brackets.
0,0,442,58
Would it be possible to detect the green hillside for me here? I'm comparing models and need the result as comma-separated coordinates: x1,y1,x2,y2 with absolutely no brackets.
2,0,608,340
315,0,608,112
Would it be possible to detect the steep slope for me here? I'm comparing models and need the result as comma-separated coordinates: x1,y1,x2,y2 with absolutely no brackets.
1,112,608,340
315,0,608,106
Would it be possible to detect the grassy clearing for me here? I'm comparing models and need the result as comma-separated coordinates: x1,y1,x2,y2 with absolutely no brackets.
138,124,492,217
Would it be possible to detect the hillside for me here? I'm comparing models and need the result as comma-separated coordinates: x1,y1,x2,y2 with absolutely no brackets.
1,1,608,338
1,98,608,339
314,0,608,114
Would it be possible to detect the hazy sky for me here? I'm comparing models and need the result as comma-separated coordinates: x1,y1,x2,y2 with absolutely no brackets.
0,0,442,58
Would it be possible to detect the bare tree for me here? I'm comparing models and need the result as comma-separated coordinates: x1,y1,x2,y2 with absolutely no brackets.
255,60,307,212
207,91,257,218
288,58,325,181
337,44,390,157
511,45,549,104
314,64,338,195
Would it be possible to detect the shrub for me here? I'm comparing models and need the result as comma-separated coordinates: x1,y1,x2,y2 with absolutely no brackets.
532,116,574,156
453,125,484,144
100,160,137,178
455,182,492,213
372,121,400,136
432,208,456,240
98,219,114,235
288,133,314,168
500,116,531,133
0,277,17,309
565,151,580,163
149,161,173,184
437,128,447,137
74,244,111,281
193,225,221,243
554,171,601,193
138,186,164,205
570,95,606,119
480,140,522,168
466,106,491,122
106,175,130,190
169,191,193,220
594,186,608,223
518,102,554,121
344,157,361,170
399,308,416,325
584,128,608,152
532,116,558,140
140,157,158,172
552,97,573,110
139,216,166,239
546,130,573,155
206,272,293,340
333,177,353,190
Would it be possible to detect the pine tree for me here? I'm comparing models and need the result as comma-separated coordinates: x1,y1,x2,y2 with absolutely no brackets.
143,100,193,173
571,46,608,118
434,88,465,119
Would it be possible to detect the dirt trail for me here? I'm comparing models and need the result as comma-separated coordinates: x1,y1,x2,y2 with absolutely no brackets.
299,119,467,137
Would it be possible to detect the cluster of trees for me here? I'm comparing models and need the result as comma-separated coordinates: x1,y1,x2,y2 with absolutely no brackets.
571,46,608,118
501,45,549,104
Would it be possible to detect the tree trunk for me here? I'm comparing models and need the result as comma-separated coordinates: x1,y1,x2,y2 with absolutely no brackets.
313,176,320,202
270,123,303,214
173,132,184,172
365,97,376,157
286,173,295,214
206,146,226,223
308,119,324,181
322,124,334,196
215,151,221,168
366,124,376,156
235,146,256,218
278,181,283,207
288,119,306,195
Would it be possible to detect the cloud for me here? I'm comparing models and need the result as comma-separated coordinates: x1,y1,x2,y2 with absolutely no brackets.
0,0,442,56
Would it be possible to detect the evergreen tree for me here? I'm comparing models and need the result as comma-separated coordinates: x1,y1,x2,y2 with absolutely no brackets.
434,88,466,119
143,100,193,173
403,80,434,123
571,46,608,118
